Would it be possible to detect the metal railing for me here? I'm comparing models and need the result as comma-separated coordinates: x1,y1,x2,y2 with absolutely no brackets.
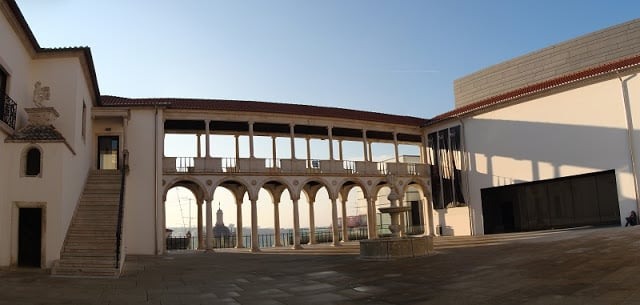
1,92,17,129
115,151,128,268
165,227,372,250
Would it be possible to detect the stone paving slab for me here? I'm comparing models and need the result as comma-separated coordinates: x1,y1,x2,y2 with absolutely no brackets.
2,226,640,304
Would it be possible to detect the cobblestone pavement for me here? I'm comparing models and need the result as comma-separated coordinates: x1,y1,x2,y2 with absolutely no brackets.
2,226,640,305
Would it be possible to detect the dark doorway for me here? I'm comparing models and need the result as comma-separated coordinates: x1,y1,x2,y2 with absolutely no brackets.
409,200,423,234
482,170,620,234
18,208,42,268
97,136,119,170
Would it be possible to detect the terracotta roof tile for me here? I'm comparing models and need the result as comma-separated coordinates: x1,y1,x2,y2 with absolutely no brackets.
5,124,65,142
100,95,429,126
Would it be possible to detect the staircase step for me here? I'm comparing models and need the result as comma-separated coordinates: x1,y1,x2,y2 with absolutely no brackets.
52,266,118,277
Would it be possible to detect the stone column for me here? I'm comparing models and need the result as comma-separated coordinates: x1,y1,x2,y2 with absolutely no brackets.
250,197,259,252
425,196,435,236
292,198,303,249
328,126,334,161
205,199,213,251
330,197,341,247
306,137,311,168
308,200,316,245
197,200,203,249
205,120,211,158
368,142,373,163
234,135,240,161
197,133,202,158
362,129,368,162
367,196,378,239
273,201,282,247
341,199,349,242
249,121,255,158
272,136,277,167
235,199,244,248
393,132,399,164
338,140,343,161
289,124,296,159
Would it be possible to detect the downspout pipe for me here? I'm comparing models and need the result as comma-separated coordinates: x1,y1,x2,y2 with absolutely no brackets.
617,72,640,217
456,115,474,235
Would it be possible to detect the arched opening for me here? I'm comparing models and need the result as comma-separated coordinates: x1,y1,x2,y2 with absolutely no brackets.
338,182,369,241
24,147,42,177
211,187,237,248
165,186,199,250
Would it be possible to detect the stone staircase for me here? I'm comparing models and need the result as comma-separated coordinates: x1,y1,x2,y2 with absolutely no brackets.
51,170,124,277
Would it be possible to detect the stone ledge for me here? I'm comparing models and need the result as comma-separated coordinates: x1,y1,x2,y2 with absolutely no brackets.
359,236,434,260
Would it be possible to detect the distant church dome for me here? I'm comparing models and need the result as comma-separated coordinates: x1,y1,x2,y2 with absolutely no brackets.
213,206,231,238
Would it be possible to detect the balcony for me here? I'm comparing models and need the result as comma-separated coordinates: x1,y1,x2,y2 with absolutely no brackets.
0,92,17,129
163,157,429,177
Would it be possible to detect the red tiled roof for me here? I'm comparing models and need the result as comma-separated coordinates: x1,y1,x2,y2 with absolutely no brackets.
101,95,428,126
428,54,640,126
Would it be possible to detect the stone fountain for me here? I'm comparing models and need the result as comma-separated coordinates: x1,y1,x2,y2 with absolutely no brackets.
360,176,433,260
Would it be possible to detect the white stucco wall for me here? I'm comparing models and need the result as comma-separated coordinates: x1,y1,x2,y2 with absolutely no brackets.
123,108,163,255
453,72,640,235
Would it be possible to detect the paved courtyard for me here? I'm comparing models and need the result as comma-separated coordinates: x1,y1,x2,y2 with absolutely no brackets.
1,226,640,305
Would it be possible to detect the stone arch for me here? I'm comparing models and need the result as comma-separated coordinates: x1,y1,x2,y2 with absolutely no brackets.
163,177,209,202
337,178,369,200
211,177,251,202
299,177,332,201
258,177,295,203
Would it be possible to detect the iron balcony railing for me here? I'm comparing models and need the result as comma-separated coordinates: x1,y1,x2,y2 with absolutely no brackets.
1,91,17,129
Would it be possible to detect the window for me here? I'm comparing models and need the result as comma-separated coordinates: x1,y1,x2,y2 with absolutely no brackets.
0,66,7,95
24,147,42,177
81,101,87,142
427,126,466,209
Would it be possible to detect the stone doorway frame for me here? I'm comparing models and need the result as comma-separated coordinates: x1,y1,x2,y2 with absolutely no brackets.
11,201,46,268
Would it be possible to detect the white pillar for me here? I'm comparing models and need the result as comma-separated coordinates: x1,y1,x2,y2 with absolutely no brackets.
205,120,211,158
362,130,368,162
235,200,244,248
330,198,341,247
338,140,343,161
196,133,202,158
205,199,213,251
234,135,240,161
272,136,277,166
368,142,373,162
308,200,316,245
289,124,296,159
273,201,282,247
197,201,203,249
306,137,311,168
249,122,255,158
250,197,259,252
393,132,400,164
328,126,334,161
341,199,349,242
292,198,303,249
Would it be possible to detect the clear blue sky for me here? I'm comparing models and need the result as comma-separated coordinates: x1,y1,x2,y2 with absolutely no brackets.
16,0,640,119
14,1,640,231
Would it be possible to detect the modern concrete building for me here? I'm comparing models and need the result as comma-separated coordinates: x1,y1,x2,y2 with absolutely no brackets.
1,0,639,276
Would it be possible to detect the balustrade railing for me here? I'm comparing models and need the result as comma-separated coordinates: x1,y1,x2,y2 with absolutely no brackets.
164,156,428,176
1,92,17,129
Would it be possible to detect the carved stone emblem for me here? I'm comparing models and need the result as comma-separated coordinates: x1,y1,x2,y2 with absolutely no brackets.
33,81,51,107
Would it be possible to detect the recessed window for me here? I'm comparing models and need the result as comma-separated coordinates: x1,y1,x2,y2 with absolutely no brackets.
0,66,7,94
24,147,42,177
81,101,87,142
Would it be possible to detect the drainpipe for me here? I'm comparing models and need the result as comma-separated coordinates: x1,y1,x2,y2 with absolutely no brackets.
456,115,474,236
617,72,640,216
